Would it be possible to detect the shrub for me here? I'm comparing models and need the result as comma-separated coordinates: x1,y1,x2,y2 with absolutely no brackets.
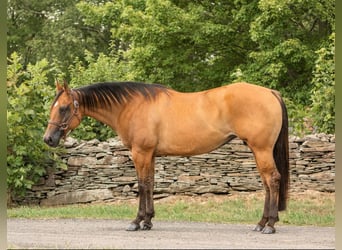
7,53,66,199
310,33,335,134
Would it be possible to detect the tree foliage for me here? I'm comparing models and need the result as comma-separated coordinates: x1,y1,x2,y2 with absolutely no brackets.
244,0,334,104
7,0,111,76
113,0,258,91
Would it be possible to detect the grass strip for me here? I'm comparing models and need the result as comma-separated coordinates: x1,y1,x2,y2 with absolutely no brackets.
7,192,334,227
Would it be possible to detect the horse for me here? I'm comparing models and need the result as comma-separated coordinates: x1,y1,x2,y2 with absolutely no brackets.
43,80,289,234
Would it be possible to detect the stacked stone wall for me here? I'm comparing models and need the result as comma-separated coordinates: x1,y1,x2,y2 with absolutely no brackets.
17,134,335,206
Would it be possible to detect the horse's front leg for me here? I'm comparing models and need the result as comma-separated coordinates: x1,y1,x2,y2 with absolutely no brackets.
142,160,155,230
126,149,155,231
126,178,146,231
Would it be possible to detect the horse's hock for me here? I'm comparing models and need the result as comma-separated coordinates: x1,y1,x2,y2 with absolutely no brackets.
17,134,335,206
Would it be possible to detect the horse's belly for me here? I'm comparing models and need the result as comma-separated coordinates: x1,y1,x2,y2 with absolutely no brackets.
155,130,232,156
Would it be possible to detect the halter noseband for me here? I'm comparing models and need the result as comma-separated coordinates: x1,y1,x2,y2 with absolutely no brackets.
48,90,81,137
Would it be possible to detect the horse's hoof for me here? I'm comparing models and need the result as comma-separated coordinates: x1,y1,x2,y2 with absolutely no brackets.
126,223,140,231
262,225,276,234
253,224,264,232
142,222,153,230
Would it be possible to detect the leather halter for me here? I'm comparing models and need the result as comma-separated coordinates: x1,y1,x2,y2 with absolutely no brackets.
48,90,81,137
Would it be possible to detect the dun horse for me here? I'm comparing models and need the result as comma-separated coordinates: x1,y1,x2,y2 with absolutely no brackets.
43,81,289,234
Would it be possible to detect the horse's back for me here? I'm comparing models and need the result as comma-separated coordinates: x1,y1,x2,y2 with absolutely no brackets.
151,82,283,156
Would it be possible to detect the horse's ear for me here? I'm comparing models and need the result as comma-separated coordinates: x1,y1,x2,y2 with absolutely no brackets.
63,80,71,94
55,79,63,93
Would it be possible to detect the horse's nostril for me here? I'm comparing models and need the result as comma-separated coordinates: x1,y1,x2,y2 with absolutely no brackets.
43,136,52,145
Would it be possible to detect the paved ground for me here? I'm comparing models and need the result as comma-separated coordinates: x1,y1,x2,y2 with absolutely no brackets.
7,218,334,249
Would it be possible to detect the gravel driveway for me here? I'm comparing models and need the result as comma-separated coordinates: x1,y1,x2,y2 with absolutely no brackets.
7,218,334,249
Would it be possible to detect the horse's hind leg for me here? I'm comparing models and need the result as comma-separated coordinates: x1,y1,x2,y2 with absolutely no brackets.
253,149,281,234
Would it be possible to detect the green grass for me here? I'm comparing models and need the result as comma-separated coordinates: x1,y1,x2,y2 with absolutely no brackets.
7,192,335,227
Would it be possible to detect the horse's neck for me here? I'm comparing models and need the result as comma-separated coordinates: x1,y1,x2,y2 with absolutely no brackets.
81,104,123,131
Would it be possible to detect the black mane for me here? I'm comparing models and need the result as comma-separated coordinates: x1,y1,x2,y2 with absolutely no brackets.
74,82,169,111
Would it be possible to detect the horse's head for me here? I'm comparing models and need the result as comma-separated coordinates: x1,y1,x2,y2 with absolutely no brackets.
43,81,82,147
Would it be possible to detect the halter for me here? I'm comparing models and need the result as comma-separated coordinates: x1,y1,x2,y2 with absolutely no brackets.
48,90,81,137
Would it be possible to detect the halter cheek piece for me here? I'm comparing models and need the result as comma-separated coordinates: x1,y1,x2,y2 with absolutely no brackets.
48,91,81,139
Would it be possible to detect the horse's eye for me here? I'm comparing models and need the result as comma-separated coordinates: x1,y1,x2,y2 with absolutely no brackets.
59,106,69,114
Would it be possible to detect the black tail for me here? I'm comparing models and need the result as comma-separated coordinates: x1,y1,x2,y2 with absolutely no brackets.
272,91,289,211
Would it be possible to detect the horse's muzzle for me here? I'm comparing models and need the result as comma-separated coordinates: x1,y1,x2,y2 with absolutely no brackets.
43,131,62,148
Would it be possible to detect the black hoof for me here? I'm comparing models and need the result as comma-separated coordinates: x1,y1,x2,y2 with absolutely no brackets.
126,222,140,231
253,224,264,232
142,222,153,230
262,225,276,234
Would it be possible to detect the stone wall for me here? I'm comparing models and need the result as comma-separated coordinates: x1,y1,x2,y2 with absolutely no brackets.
17,134,335,206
